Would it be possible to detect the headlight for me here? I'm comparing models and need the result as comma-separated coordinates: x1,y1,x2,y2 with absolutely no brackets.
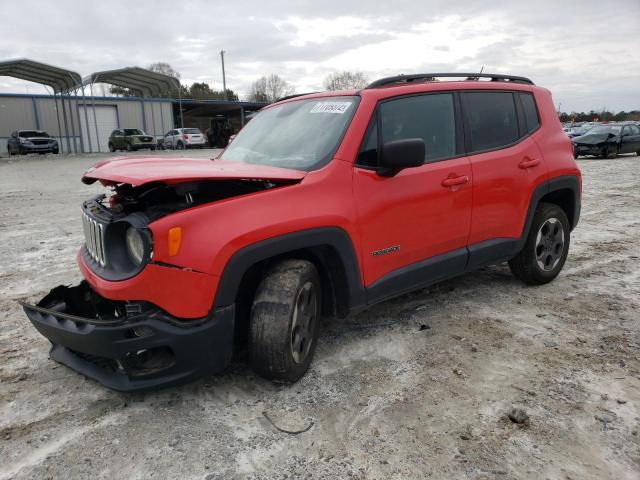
125,227,145,265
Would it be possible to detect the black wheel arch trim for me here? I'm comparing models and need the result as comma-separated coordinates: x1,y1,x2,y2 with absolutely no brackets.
213,227,366,311
524,175,581,234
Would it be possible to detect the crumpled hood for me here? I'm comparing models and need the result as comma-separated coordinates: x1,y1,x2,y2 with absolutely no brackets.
82,157,306,186
573,133,616,145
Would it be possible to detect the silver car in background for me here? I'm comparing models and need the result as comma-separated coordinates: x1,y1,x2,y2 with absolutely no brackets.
162,128,206,149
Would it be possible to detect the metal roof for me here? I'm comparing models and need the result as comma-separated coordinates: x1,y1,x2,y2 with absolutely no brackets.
0,58,81,92
83,66,180,96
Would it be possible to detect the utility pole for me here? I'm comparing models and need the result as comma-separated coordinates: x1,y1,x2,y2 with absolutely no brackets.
220,50,227,100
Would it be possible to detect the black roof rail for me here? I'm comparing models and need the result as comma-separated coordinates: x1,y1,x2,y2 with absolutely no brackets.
366,73,534,89
275,92,320,102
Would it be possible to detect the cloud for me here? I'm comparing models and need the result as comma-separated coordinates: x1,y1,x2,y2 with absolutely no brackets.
0,0,638,111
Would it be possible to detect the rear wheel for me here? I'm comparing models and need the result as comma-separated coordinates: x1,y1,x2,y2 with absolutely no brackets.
249,259,321,383
176,141,184,150
108,142,115,152
126,143,133,152
509,203,570,285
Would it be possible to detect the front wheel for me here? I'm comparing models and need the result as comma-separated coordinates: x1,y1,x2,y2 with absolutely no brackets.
604,145,619,159
249,259,321,383
108,142,115,152
509,202,570,285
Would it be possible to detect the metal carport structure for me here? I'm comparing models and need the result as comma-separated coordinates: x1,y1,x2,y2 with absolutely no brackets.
0,58,82,153
79,67,182,152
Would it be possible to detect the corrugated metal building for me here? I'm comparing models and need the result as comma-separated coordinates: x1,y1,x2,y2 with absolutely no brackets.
0,93,173,154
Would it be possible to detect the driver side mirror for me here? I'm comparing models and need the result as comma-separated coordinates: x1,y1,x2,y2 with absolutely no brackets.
377,138,426,177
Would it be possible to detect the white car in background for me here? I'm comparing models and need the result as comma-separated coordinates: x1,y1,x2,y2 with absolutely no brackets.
163,128,206,149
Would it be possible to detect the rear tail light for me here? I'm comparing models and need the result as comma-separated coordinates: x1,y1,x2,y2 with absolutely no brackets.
183,134,189,140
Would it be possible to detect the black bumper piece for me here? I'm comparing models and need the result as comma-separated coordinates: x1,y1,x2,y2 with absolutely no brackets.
21,282,234,391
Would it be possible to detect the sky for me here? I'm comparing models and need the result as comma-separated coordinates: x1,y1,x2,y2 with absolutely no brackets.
0,0,638,113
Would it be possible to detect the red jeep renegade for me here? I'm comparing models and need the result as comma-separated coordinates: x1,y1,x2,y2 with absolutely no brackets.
22,73,581,391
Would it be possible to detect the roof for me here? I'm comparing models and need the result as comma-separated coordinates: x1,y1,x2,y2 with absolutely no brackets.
0,58,81,92
82,67,180,96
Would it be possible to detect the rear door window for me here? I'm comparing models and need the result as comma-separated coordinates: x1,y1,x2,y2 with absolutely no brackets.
462,92,519,153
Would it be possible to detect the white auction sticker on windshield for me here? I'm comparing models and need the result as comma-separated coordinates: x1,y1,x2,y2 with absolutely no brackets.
310,102,352,114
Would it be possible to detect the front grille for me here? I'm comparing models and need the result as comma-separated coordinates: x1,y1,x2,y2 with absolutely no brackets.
82,210,107,267
32,139,50,145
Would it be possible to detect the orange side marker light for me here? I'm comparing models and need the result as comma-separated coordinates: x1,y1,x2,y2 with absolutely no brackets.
168,227,182,256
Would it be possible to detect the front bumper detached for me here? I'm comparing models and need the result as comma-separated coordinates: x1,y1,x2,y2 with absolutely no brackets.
21,282,234,391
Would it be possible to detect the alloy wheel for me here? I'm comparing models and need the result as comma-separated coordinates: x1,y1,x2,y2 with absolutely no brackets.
290,281,317,364
535,218,564,271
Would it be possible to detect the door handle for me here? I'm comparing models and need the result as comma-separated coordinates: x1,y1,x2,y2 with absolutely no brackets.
441,175,470,187
519,157,541,169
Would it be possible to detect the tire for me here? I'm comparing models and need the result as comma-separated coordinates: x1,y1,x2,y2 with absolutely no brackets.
176,141,184,150
249,259,321,383
52,146,59,154
508,202,570,285
126,143,133,152
108,143,115,153
7,146,13,156
605,145,619,159
150,145,156,151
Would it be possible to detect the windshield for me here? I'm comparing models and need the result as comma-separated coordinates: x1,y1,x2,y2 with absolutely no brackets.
19,131,49,138
587,125,621,135
184,128,201,134
220,96,359,171
124,129,144,136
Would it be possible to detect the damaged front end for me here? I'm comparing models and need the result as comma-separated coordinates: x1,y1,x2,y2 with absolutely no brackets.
23,158,305,389
21,282,234,391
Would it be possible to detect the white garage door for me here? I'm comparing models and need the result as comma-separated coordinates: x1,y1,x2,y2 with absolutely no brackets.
79,105,118,153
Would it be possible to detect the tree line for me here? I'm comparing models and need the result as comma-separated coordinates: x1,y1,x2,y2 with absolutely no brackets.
109,63,369,102
559,110,640,123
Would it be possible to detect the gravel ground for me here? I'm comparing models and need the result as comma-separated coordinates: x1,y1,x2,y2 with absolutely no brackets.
1,151,639,479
